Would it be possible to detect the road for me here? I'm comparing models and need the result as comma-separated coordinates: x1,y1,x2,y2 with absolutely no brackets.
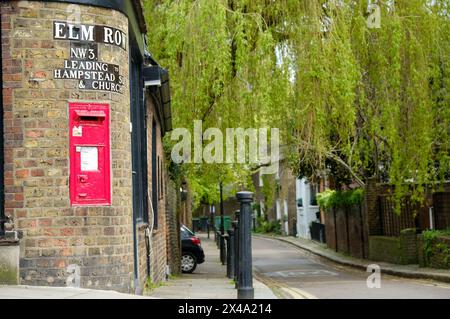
252,236,450,299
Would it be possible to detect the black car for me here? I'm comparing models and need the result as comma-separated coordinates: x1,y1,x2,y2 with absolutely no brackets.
181,224,205,273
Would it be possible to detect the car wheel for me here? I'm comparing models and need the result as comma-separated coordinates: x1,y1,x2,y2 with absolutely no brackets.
181,252,197,273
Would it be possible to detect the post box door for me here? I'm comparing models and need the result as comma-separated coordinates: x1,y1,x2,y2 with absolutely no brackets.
69,102,111,206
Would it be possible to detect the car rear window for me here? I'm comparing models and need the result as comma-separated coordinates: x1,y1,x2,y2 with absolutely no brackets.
181,225,195,238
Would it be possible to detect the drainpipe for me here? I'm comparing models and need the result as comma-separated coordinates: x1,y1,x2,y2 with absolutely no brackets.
0,35,5,238
131,189,140,294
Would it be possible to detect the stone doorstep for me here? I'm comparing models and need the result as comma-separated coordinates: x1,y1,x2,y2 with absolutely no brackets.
0,230,21,245
0,244,20,285
0,240,20,246
255,234,450,284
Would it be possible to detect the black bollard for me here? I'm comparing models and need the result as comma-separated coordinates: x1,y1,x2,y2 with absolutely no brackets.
233,212,240,289
220,234,227,265
216,231,220,248
227,229,235,279
236,191,254,299
219,182,226,265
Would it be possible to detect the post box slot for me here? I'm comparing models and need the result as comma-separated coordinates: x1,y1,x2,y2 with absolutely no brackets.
75,110,106,123
79,116,102,122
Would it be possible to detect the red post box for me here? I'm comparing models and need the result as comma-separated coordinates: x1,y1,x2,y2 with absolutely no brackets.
69,102,111,206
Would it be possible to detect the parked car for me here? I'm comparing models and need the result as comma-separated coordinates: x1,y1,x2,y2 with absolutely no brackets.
181,224,205,273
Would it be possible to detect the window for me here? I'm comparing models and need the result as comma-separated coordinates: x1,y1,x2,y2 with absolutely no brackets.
160,157,164,198
157,155,161,200
310,183,318,206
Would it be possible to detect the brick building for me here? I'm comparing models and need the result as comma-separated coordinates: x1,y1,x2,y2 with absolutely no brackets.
251,154,297,236
0,0,179,294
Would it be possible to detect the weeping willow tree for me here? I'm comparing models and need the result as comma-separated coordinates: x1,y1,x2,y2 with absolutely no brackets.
144,0,449,210
144,0,289,207
286,0,449,210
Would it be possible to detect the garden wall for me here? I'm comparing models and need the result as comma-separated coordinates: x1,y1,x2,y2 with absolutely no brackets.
368,228,418,264
418,234,450,269
324,205,368,259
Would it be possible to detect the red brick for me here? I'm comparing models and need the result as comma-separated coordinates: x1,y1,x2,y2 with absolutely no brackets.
3,73,21,81
41,40,54,49
2,58,12,67
1,22,11,30
24,160,37,168
3,94,12,105
4,201,14,209
39,219,52,227
25,130,44,138
3,88,12,96
31,169,45,177
15,169,29,178
61,248,73,256
24,59,33,69
16,210,27,218
60,228,74,236
55,259,67,268
43,228,59,237
31,71,46,79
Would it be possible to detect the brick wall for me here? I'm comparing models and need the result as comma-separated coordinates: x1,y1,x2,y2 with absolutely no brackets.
369,229,418,265
417,234,450,269
143,97,168,285
1,1,134,291
166,179,181,275
364,178,381,235
325,209,337,251
180,183,192,229
399,228,418,264
368,236,402,264
335,207,349,254
433,192,450,230
324,205,367,258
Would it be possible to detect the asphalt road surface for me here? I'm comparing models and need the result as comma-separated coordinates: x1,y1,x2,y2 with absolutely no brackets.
253,236,450,299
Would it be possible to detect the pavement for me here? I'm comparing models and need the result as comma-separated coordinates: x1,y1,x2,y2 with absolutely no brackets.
0,285,153,299
146,232,277,299
0,232,275,299
253,236,450,299
255,234,450,284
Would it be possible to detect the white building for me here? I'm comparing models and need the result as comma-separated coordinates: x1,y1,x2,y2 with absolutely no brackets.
295,178,320,239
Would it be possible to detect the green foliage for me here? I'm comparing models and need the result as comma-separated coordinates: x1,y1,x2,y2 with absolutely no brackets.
144,0,450,210
144,277,164,293
288,0,449,209
255,216,281,235
261,174,276,208
316,188,364,210
252,202,261,217
422,228,450,265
